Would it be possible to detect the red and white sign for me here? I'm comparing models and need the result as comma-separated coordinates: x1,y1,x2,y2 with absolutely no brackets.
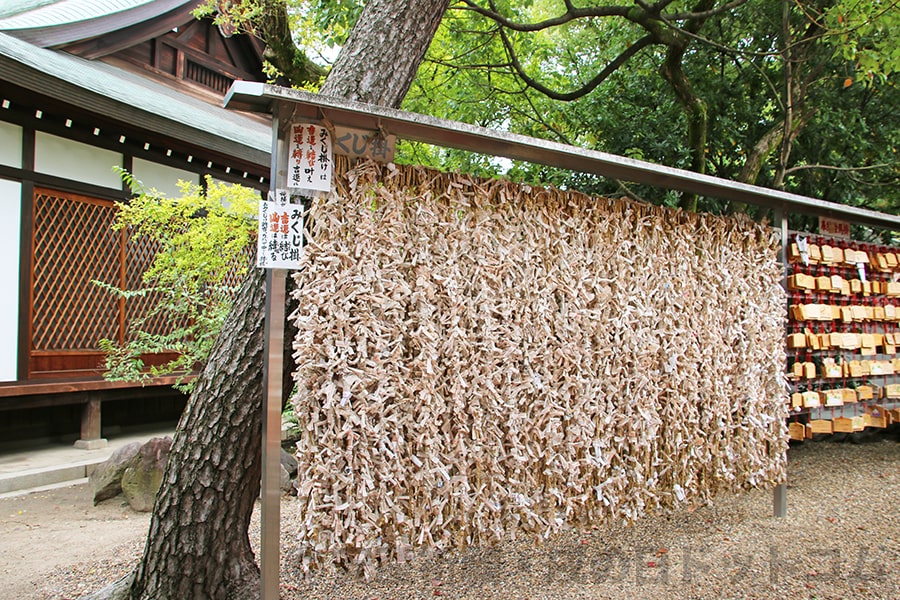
257,190,304,269
819,216,851,239
288,123,333,192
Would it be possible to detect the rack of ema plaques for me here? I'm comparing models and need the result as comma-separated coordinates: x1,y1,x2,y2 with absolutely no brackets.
787,233,900,439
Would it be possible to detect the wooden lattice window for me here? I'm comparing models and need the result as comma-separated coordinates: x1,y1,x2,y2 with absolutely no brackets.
122,227,181,341
30,189,121,377
29,188,252,379
29,189,178,378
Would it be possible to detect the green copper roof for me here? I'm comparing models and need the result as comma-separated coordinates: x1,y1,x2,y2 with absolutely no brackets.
0,1,59,20
0,0,156,27
0,31,270,165
0,0,193,47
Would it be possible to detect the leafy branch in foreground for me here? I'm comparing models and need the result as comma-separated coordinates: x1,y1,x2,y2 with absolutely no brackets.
96,172,258,391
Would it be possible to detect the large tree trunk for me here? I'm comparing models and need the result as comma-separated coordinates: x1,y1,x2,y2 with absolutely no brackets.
86,1,449,599
319,0,449,106
129,270,268,599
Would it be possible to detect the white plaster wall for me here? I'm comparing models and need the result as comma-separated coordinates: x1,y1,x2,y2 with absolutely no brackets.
34,132,123,189
0,121,22,168
132,157,197,199
0,178,20,381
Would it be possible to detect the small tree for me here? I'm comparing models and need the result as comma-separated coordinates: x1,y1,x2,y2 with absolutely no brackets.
97,173,258,391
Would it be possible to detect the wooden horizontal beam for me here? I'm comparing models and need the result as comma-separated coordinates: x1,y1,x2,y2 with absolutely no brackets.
0,374,193,398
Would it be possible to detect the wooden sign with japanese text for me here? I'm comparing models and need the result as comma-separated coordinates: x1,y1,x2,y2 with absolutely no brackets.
819,216,851,239
333,126,396,162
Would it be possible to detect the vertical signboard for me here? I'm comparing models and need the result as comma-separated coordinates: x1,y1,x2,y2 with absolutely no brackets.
257,189,304,269
288,123,333,192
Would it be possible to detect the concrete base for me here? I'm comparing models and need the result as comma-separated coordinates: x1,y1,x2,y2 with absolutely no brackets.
0,426,173,496
74,438,108,450
0,463,97,495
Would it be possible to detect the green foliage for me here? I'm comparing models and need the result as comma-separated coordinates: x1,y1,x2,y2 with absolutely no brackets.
193,0,329,87
399,0,899,214
194,0,363,53
97,172,258,391
282,402,299,426
198,0,898,214
192,0,271,34
824,0,900,83
400,0,694,202
293,0,364,52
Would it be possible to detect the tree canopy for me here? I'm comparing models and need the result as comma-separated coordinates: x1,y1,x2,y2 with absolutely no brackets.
395,0,900,218
211,0,898,219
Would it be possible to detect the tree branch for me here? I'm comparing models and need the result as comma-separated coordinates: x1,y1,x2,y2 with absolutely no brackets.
513,92,573,144
615,179,651,203
255,0,326,85
198,0,326,86
666,0,750,21
773,0,794,190
498,29,655,101
429,25,503,64
457,0,631,32
783,162,895,176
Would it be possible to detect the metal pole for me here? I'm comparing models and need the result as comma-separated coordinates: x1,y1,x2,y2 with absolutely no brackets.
260,111,285,599
773,206,788,518
261,269,286,598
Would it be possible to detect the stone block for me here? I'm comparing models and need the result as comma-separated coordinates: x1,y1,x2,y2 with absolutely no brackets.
121,436,172,512
90,441,141,504
280,448,298,477
74,438,108,450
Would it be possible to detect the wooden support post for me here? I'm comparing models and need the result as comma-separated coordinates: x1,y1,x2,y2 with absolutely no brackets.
261,269,285,600
74,395,107,449
773,480,787,517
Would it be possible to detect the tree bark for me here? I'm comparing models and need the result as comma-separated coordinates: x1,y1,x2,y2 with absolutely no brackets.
85,1,450,599
257,0,327,86
320,0,449,106
128,270,268,599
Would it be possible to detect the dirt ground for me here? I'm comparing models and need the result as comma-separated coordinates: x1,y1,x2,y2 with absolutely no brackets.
2,436,899,599
0,485,150,599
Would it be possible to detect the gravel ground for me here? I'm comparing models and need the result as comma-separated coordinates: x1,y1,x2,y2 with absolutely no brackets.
31,434,900,599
